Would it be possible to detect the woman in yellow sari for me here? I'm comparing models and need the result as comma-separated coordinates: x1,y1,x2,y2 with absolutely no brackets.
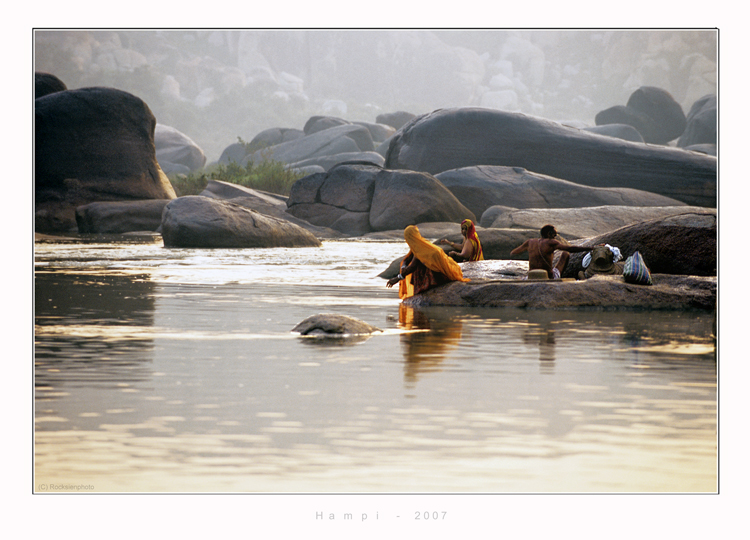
440,218,484,262
386,225,469,299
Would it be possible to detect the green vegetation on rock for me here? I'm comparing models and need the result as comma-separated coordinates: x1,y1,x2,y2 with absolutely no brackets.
168,142,305,197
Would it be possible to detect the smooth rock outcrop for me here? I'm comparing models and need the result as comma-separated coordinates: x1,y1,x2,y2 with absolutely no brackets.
286,163,475,236
155,124,207,174
246,124,375,167
481,205,714,239
161,195,322,248
35,72,66,98
583,124,644,143
288,152,385,172
35,86,176,233
677,94,717,148
595,86,687,144
385,107,716,207
199,179,342,238
404,273,715,311
562,211,716,278
436,165,685,218
75,200,169,234
376,110,416,130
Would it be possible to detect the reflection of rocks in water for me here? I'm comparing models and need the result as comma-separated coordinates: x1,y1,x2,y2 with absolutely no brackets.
398,304,463,385
35,271,157,390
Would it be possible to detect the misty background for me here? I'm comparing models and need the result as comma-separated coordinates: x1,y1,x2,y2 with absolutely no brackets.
33,29,717,163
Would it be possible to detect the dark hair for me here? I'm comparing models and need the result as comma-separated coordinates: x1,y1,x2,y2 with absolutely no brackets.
540,224,556,239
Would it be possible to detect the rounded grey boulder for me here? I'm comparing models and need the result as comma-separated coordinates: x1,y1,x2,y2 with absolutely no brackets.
292,314,382,337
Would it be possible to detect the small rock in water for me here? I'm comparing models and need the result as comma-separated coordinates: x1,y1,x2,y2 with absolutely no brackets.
292,314,382,337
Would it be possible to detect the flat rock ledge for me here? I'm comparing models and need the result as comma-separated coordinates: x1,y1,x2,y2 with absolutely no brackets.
403,274,716,311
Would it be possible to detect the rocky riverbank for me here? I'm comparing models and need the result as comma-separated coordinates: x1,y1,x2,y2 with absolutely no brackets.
404,267,716,311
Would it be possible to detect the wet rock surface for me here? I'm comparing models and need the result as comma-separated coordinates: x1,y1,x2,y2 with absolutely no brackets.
292,314,382,336
405,270,716,311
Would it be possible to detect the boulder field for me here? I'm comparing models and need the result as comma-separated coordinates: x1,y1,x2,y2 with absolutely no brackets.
385,107,716,208
34,78,717,312
285,163,475,236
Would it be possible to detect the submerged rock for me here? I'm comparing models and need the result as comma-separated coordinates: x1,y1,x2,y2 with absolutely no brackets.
292,314,382,337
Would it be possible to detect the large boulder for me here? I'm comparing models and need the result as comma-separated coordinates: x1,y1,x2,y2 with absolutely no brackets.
481,205,713,239
161,195,322,248
677,94,717,148
376,110,416,130
303,115,350,135
199,179,342,238
35,72,66,98
353,121,397,144
583,124,644,143
75,200,169,234
435,165,685,218
154,124,206,174
368,169,476,231
286,163,475,236
288,152,385,172
595,86,687,144
218,128,306,164
245,124,375,167
35,86,176,233
385,107,715,208
562,211,716,278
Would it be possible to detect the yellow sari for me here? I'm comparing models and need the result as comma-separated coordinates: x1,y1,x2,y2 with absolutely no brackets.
399,225,469,299
462,219,484,261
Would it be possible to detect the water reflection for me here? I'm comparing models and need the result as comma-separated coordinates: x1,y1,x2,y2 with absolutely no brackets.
35,271,156,391
398,304,463,385
33,241,716,492
522,321,557,367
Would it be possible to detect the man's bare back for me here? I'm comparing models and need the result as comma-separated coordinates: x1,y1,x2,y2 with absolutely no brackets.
511,225,593,279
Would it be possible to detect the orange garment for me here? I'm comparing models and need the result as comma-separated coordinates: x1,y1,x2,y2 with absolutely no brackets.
462,219,484,261
398,225,469,299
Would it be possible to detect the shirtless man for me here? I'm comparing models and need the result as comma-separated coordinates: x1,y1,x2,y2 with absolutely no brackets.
510,224,593,279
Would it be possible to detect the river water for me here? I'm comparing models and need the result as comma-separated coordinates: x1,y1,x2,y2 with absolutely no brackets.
34,237,716,493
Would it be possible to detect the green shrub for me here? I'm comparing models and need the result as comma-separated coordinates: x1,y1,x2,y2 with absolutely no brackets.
168,144,306,197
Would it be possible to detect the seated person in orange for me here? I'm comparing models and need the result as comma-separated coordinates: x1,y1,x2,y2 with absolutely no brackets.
510,224,592,279
440,218,484,261
387,225,469,299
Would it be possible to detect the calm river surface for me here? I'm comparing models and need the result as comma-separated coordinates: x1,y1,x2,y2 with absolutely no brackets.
34,238,716,493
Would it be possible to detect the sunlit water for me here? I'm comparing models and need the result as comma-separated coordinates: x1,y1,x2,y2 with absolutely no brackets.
34,238,716,493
